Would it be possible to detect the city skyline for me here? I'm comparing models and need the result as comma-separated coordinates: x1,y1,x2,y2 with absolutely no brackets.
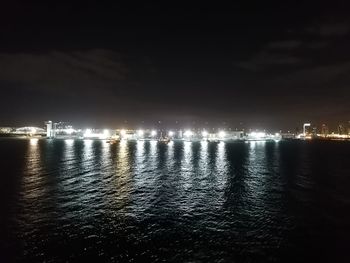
1,119,350,134
1,119,350,141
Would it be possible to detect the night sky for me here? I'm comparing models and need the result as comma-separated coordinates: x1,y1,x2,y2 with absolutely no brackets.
1,1,349,130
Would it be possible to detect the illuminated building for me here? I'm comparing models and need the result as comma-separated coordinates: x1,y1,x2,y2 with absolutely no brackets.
0,127,12,134
46,121,53,137
225,131,244,140
321,124,328,137
303,123,311,136
312,126,317,136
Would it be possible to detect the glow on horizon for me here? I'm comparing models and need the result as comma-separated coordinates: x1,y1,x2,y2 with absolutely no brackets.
65,128,75,134
137,130,144,137
218,131,226,138
84,129,92,137
184,130,193,137
249,131,266,139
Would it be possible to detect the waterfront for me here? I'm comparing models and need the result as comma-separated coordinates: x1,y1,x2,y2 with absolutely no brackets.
1,139,350,262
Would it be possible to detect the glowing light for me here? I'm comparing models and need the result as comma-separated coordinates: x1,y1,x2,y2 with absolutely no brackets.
98,129,109,139
218,131,226,138
102,129,110,139
184,130,193,137
202,130,208,137
249,131,266,139
29,138,39,146
168,131,174,137
151,130,157,137
65,139,74,146
137,130,144,137
65,128,75,134
303,123,311,135
120,129,126,136
83,129,92,138
84,139,93,146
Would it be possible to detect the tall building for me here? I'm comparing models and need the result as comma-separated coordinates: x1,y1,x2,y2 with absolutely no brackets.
311,126,317,136
46,121,52,137
303,123,311,135
338,124,344,135
45,121,57,138
321,124,328,137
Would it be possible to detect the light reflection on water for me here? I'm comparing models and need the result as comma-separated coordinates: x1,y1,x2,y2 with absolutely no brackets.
23,138,42,201
4,139,349,262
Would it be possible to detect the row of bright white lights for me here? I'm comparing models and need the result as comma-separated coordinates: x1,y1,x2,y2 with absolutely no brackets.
249,132,266,138
81,129,279,140
125,130,177,137
64,128,75,134
248,132,281,138
121,129,226,138
60,128,278,138
185,130,225,137
184,130,193,137
84,129,110,139
84,129,280,139
141,130,175,137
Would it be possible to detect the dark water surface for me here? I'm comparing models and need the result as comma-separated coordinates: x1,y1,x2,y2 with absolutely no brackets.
1,138,350,262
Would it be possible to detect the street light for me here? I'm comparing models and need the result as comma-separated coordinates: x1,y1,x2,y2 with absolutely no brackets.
120,129,126,138
137,129,144,137
184,130,193,137
218,131,226,138
202,130,208,137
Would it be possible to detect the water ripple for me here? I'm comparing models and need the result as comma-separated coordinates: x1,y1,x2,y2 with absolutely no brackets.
0,139,349,262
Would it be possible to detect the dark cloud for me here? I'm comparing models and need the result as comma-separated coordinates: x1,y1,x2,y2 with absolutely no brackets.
270,61,350,95
236,20,350,72
236,44,307,71
0,49,128,96
237,52,305,71
267,40,302,50
305,41,329,49
306,23,350,37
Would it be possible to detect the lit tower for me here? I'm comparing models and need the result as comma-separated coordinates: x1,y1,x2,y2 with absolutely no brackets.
45,121,57,138
46,121,53,138
303,123,311,136
321,124,328,137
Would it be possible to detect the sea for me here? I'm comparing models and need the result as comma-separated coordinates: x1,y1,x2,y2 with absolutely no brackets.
0,138,349,262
